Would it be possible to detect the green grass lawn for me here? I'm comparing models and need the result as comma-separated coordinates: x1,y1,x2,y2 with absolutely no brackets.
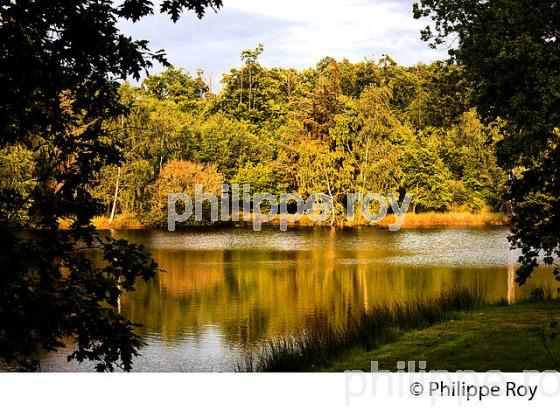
327,299,560,372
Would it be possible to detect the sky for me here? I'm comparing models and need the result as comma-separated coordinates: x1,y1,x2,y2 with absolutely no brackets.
118,0,448,88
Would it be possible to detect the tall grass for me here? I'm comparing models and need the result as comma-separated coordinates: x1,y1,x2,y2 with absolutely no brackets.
378,211,509,228
238,287,486,372
92,213,144,230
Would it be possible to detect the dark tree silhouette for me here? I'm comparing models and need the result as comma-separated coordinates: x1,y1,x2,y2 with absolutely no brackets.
414,0,560,284
0,0,222,371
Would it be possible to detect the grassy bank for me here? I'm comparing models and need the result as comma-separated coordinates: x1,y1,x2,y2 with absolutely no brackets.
85,211,509,231
238,287,486,372
58,213,144,230
378,211,509,228
91,213,144,230
265,211,508,228
328,298,560,372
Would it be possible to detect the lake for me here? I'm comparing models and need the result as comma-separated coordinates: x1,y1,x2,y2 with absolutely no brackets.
39,226,556,371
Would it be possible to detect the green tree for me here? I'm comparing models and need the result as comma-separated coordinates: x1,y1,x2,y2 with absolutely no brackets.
0,144,37,224
218,45,293,126
231,162,279,195
442,110,507,211
181,114,269,179
284,60,347,223
142,67,210,111
414,0,560,283
403,131,453,212
332,84,404,196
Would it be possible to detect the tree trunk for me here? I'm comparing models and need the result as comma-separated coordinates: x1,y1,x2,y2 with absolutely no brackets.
248,67,252,110
159,134,165,174
413,182,419,214
109,167,121,225
361,138,371,195
325,170,336,226
240,74,243,105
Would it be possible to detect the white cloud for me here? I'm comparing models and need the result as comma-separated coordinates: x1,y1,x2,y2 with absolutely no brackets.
118,0,448,82
222,0,446,68
226,0,405,24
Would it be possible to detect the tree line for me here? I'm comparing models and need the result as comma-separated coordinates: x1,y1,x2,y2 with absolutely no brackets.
25,47,506,227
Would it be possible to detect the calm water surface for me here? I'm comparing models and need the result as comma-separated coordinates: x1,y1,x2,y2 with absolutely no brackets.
40,226,556,372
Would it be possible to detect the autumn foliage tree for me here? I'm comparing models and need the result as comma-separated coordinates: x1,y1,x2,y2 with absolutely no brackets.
147,160,224,224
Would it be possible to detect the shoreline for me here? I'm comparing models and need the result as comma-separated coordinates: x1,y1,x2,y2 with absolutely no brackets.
326,298,560,372
88,211,510,231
